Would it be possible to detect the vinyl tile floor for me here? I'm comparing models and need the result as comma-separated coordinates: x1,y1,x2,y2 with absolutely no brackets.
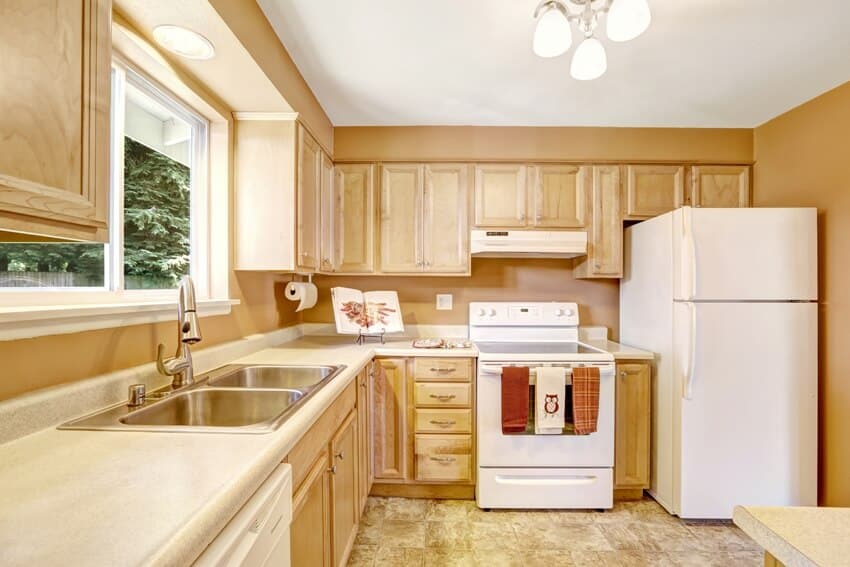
346,497,763,566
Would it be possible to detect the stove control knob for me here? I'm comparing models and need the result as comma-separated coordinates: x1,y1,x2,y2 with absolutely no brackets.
555,308,574,317
477,308,487,317
487,308,497,317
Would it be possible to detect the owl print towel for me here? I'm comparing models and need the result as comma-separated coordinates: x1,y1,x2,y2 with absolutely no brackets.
534,366,566,435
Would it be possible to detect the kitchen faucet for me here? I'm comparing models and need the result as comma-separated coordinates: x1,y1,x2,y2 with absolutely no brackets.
156,275,203,388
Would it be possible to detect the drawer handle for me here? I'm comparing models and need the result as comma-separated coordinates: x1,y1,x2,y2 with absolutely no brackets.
429,394,457,401
430,367,457,373
429,456,457,464
430,419,457,427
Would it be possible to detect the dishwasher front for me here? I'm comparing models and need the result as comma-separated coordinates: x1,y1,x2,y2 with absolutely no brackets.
195,463,292,567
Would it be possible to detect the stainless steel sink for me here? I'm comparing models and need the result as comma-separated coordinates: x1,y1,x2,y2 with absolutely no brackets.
59,363,347,434
206,364,340,390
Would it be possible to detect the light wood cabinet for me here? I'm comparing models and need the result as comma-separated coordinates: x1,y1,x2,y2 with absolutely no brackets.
296,124,321,271
614,362,651,491
379,164,469,274
319,153,335,272
623,165,685,219
473,164,527,227
291,450,332,567
326,164,375,273
528,165,589,228
371,358,408,480
330,412,358,567
575,165,623,279
0,0,111,241
357,369,372,514
689,165,751,208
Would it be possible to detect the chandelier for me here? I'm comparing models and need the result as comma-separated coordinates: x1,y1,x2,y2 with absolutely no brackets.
532,0,651,80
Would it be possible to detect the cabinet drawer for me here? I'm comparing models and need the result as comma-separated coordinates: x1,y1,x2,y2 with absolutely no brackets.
414,409,472,433
413,358,472,382
415,435,472,482
414,382,471,407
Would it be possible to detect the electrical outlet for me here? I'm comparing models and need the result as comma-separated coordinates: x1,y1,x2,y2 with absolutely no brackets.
436,294,453,310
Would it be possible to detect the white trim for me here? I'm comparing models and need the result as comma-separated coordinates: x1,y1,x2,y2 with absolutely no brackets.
232,111,299,121
0,299,238,341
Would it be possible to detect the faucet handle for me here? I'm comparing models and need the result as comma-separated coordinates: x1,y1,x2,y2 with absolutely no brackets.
156,343,188,376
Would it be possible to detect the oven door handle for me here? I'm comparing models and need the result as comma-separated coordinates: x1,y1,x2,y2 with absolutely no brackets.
478,364,614,377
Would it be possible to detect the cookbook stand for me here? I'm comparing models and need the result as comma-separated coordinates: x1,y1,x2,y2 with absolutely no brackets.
355,329,386,345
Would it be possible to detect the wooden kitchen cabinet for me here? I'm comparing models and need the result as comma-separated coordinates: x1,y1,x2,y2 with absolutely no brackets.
0,0,111,242
379,164,469,274
528,165,589,228
319,153,335,272
291,449,332,567
689,165,751,208
575,165,623,279
330,412,358,566
623,165,685,219
473,164,527,227
296,124,322,271
325,164,375,273
614,362,651,494
357,368,372,514
371,358,408,480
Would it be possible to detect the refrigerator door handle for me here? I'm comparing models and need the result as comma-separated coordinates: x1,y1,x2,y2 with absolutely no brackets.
683,303,697,400
681,207,697,301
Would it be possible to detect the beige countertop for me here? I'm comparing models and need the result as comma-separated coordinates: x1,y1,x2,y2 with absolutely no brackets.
734,506,850,567
0,336,475,567
584,339,655,361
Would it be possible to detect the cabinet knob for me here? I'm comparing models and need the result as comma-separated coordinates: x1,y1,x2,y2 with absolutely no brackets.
328,465,337,475
335,451,345,460
620,371,627,378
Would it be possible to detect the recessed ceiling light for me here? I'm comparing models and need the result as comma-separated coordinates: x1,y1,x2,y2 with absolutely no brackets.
152,25,215,60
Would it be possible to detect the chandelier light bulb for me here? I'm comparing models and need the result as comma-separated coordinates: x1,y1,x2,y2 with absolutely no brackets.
606,0,652,42
570,36,607,80
533,4,572,58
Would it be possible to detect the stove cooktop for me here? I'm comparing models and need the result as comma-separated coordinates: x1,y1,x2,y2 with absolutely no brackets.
473,341,608,356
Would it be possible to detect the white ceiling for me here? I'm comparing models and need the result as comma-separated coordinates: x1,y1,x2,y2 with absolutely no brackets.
258,0,850,127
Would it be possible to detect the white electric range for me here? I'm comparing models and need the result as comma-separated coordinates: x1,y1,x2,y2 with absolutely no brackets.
470,301,616,510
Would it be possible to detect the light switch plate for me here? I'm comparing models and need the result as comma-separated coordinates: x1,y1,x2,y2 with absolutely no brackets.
436,294,453,311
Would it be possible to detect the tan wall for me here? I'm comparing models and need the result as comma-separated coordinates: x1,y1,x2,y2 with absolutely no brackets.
334,126,754,163
753,80,850,507
305,259,620,338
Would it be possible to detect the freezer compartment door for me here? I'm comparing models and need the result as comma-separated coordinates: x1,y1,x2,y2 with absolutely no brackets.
673,302,818,519
673,207,817,301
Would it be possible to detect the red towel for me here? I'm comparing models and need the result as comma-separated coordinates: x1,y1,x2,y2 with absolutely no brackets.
572,366,600,435
501,366,529,434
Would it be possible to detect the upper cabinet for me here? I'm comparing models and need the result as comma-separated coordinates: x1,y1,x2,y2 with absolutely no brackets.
623,165,685,220
296,125,322,272
690,165,751,208
528,165,589,228
380,164,469,275
0,0,111,241
473,164,527,227
574,165,623,279
326,164,375,274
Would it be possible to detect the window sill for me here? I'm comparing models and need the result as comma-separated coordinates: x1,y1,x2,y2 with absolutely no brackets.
0,298,239,341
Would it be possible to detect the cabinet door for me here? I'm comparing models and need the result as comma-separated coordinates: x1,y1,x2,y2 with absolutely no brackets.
380,164,423,273
357,369,372,513
473,164,527,227
623,165,685,219
296,125,321,271
614,363,651,489
423,164,469,274
330,412,358,567
0,0,110,241
319,153,335,272
291,450,332,567
334,164,375,273
529,165,588,228
371,359,408,480
690,165,750,208
575,165,622,278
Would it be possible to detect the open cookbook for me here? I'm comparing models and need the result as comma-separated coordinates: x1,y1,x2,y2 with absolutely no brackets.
330,287,404,335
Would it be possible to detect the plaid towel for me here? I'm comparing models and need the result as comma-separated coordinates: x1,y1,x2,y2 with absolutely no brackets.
572,366,600,435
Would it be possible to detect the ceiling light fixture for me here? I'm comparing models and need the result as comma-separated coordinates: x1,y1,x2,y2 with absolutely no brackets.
532,0,650,80
152,25,216,60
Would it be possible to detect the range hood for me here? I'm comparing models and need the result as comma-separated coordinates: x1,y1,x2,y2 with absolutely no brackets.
470,229,587,259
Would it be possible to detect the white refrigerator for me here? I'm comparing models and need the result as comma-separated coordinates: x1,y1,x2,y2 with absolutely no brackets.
620,207,818,519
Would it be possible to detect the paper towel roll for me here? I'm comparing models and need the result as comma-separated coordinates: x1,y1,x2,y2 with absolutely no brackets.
285,281,318,312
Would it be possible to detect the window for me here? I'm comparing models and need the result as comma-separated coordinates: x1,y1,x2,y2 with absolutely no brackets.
0,61,209,295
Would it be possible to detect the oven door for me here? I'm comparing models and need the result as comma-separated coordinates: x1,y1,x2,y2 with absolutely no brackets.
476,361,615,468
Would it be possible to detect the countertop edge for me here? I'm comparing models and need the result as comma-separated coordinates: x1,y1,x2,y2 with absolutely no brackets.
732,506,817,567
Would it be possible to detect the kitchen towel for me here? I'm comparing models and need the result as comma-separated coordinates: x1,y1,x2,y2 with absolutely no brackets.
501,366,529,434
572,366,600,435
284,281,318,312
534,366,566,435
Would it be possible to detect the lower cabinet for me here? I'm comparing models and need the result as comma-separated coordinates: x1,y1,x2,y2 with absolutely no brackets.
291,450,332,567
356,368,372,513
330,412,358,565
614,361,651,495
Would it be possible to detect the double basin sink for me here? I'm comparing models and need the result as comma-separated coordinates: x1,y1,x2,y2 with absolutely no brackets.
60,364,346,434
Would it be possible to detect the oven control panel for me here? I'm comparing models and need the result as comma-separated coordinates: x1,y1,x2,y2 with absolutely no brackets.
469,302,579,326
